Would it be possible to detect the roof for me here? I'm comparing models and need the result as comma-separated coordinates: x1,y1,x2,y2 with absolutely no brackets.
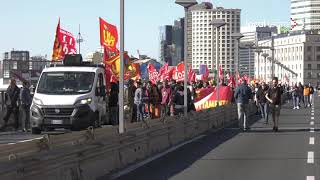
42,66,102,73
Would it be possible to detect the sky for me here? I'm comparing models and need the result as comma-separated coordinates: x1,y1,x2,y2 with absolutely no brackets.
0,0,290,59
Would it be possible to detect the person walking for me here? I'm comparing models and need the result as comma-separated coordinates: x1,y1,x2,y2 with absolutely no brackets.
134,81,144,122
298,82,304,107
161,80,172,117
292,84,300,109
256,82,270,124
1,78,20,131
109,83,119,125
234,79,253,131
20,81,32,132
303,85,310,108
309,83,314,106
266,77,282,132
172,85,184,116
127,80,137,123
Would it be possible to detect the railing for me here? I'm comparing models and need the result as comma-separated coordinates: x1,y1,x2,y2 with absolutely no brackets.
0,103,257,180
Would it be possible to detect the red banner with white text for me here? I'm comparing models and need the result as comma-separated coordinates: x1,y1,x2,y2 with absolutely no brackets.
194,86,233,111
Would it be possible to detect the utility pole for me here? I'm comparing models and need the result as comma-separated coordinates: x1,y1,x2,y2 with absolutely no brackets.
77,24,84,54
271,36,275,79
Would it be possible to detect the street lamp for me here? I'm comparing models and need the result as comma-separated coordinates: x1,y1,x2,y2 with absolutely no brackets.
210,19,226,107
231,33,244,82
255,49,263,81
175,0,197,116
119,0,125,133
267,57,273,81
243,43,255,80
261,53,269,82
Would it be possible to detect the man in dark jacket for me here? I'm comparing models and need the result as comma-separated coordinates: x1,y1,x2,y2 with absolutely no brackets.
2,79,20,130
234,79,252,131
127,80,137,123
20,81,32,132
266,77,283,132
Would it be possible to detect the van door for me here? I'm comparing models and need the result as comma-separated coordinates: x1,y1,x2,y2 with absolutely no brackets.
96,73,107,118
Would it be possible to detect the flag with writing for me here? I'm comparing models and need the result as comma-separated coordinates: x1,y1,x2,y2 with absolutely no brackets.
52,19,77,61
100,17,118,53
148,63,159,84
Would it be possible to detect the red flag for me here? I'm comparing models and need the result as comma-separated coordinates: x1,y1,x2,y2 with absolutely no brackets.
203,65,209,79
188,65,196,82
148,64,159,84
219,65,223,80
228,75,236,87
173,63,185,82
100,17,118,53
129,63,141,80
52,19,77,61
165,67,174,81
159,63,169,81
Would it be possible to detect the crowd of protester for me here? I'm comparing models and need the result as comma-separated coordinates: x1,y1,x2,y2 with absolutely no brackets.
108,77,317,129
1,77,317,132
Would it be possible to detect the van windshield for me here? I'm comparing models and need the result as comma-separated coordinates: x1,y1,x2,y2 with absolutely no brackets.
37,72,95,95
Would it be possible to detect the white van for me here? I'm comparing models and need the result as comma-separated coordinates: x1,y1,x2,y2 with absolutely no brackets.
30,57,107,134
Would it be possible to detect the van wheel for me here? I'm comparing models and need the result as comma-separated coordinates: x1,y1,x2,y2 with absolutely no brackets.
31,127,41,135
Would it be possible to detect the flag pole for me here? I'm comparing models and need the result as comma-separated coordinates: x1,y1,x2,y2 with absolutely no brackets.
119,0,125,134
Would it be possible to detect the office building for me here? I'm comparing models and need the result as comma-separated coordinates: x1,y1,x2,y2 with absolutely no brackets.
1,50,49,85
239,26,277,77
255,31,320,86
189,2,241,72
291,0,320,31
159,19,185,66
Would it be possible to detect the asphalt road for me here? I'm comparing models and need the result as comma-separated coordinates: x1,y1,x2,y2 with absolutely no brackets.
116,96,320,180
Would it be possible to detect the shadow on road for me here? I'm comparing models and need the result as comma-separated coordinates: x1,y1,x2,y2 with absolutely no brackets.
116,114,260,180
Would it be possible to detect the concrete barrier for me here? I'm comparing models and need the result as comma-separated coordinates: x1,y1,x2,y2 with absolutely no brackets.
0,103,257,180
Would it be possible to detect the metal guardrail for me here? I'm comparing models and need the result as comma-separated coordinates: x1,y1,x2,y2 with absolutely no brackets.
0,103,257,180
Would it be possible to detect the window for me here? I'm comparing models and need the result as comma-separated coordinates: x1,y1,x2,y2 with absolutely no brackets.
307,72,312,78
317,55,320,61
307,46,312,52
317,64,320,70
317,46,320,52
308,64,312,70
308,56,313,61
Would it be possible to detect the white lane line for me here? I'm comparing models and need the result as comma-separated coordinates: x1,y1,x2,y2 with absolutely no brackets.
17,137,43,143
311,110,314,113
308,151,314,164
307,176,315,180
310,121,315,125
311,117,315,120
310,128,315,133
310,137,315,145
311,113,314,116
109,134,206,180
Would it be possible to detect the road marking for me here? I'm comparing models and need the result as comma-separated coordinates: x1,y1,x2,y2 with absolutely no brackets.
311,117,314,120
308,151,314,164
17,137,43,143
311,110,314,113
310,128,315,133
310,121,315,125
310,137,315,145
311,113,314,116
307,176,315,180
